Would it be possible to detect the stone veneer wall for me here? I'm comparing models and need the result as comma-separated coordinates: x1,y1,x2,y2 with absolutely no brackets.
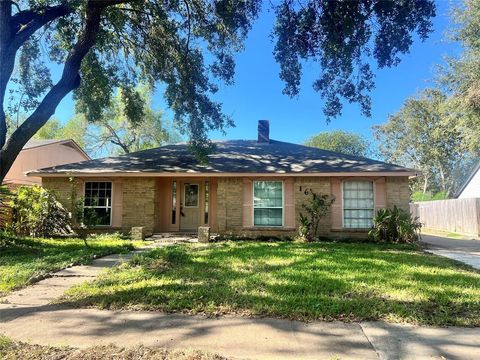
386,177,410,212
121,178,156,235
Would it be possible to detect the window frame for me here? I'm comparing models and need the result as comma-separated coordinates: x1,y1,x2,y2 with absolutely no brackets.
83,181,113,227
204,180,209,225
183,183,200,208
252,180,284,228
341,180,375,229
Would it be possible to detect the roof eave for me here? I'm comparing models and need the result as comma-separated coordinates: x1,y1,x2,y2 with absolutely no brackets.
30,170,419,178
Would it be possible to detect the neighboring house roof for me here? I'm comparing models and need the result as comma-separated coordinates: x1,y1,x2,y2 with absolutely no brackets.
29,139,417,176
22,139,90,159
456,161,480,198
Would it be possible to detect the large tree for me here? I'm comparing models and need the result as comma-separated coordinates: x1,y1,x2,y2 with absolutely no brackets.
85,88,180,156
305,130,371,157
33,116,88,148
0,0,436,182
373,89,476,197
439,0,480,154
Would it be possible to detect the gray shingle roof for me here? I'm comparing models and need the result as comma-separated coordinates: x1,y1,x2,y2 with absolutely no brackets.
29,139,416,175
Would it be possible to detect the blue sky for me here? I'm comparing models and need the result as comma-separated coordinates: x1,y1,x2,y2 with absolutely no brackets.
53,0,461,145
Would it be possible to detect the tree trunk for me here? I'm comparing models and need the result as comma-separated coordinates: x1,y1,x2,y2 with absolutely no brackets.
0,0,13,149
422,175,428,194
0,3,104,183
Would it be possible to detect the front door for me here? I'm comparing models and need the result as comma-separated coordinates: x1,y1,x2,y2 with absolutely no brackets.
180,182,200,231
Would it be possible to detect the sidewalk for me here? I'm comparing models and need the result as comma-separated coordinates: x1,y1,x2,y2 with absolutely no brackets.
1,245,480,359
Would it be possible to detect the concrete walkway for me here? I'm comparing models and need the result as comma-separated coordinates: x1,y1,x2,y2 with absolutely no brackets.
1,242,480,359
421,234,480,270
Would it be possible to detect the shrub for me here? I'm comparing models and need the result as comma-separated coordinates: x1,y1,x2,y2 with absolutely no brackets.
298,190,335,242
0,185,12,229
368,206,422,243
9,185,72,237
411,191,448,202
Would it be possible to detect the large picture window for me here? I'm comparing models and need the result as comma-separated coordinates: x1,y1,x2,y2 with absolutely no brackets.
84,181,112,226
253,181,283,227
343,181,374,229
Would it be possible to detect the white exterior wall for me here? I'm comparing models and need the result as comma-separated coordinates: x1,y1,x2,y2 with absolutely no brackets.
459,168,480,199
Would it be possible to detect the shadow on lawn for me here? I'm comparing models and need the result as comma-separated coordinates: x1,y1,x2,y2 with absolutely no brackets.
60,242,480,327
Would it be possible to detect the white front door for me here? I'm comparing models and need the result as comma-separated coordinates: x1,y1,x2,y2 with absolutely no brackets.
180,182,200,231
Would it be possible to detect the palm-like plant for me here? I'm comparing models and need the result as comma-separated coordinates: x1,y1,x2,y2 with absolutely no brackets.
369,206,422,243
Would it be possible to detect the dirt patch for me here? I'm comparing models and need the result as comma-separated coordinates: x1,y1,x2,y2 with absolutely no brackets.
0,338,229,360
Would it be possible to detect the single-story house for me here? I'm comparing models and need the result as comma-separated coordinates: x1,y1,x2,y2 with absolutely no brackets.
28,121,416,238
3,139,90,188
456,161,480,199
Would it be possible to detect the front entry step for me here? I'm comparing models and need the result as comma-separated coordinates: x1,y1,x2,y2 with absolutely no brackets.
147,233,198,243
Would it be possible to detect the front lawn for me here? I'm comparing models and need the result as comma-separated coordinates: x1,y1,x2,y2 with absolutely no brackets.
0,233,143,296
61,241,480,326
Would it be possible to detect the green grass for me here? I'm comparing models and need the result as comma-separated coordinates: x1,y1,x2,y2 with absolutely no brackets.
0,233,143,296
61,241,480,326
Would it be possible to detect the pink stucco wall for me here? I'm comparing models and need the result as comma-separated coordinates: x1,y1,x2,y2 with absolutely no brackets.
4,141,89,186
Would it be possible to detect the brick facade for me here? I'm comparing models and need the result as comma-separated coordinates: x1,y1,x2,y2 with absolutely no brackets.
216,177,243,232
121,178,156,235
42,177,81,213
41,175,411,239
294,177,331,235
386,177,410,212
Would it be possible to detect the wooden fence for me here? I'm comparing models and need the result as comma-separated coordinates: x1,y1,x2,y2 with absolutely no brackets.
410,198,480,237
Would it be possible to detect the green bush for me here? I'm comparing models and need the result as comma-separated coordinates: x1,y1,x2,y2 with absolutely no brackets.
298,190,335,242
9,185,72,238
368,206,422,243
411,191,448,202
0,185,12,228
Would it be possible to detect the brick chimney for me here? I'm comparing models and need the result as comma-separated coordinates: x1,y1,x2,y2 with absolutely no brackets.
257,120,270,143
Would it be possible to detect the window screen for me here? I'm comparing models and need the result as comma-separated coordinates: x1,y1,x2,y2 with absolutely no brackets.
253,181,283,226
343,181,374,229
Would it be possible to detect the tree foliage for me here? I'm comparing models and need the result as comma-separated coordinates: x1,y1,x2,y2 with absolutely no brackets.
298,190,335,242
439,0,480,154
85,87,180,156
273,0,435,119
33,116,88,148
8,185,72,237
0,0,436,182
373,89,476,197
305,130,371,157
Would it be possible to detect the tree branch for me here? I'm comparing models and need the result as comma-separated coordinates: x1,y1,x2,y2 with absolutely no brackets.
11,5,72,50
0,2,104,179
0,0,12,148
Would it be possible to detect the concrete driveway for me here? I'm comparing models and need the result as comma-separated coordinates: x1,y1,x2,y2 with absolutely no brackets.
421,234,480,269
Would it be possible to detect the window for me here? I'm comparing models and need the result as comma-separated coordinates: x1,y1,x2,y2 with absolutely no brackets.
184,183,199,207
343,181,374,229
172,181,177,224
253,181,283,227
84,181,112,226
204,181,209,224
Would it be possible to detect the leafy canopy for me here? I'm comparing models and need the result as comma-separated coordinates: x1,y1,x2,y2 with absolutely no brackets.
439,0,480,153
85,87,181,156
373,89,476,197
305,130,371,157
0,0,436,181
